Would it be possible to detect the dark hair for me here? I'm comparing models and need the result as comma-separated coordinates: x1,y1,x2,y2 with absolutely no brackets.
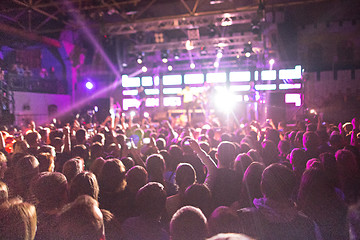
146,154,165,184
0,198,37,240
31,172,68,210
261,163,296,200
217,141,236,168
184,183,212,217
170,206,208,240
136,182,166,218
99,158,126,193
69,171,99,202
234,153,253,178
241,162,265,206
58,195,104,240
126,166,148,194
62,158,84,183
0,181,8,204
36,152,55,172
175,163,196,191
208,206,239,236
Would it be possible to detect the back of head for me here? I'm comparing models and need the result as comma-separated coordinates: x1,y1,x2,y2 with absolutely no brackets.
265,129,280,145
99,158,126,193
69,171,99,202
25,131,40,147
302,131,319,150
0,198,37,240
289,148,306,172
278,140,291,156
146,154,165,180
62,158,84,183
125,166,148,194
120,157,135,172
72,144,89,162
58,195,104,240
16,155,39,180
247,149,262,163
170,206,208,240
184,183,212,217
242,162,266,201
306,123,317,132
260,140,278,166
335,149,358,177
234,153,253,177
36,152,55,172
156,138,166,150
208,206,239,236
175,163,196,190
0,181,8,204
261,163,296,201
217,141,236,168
135,182,166,219
31,172,68,210
75,128,86,143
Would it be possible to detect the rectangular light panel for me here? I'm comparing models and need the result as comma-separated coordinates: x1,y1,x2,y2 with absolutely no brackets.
279,65,302,80
163,88,182,94
123,90,138,96
255,84,276,91
261,70,276,80
285,93,301,106
164,97,182,107
229,71,251,82
122,98,139,110
206,72,226,83
142,76,153,86
145,98,159,107
122,75,140,87
279,83,301,90
163,75,182,85
184,73,205,85
230,85,251,91
145,89,159,95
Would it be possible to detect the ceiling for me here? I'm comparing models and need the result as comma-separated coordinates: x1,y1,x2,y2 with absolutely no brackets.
1,0,358,71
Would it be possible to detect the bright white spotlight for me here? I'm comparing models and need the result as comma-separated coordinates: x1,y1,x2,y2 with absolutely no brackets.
144,112,150,118
215,89,236,112
245,52,251,58
85,81,94,90
162,58,168,63
137,58,143,64
141,66,148,72
94,106,98,112
168,65,173,71
240,123,245,128
310,109,317,114
269,59,275,65
214,62,219,68
130,111,136,117
190,63,195,69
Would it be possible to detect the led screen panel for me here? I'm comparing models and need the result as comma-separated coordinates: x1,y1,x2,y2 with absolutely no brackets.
255,84,276,91
230,85,251,92
142,76,153,86
229,71,251,82
164,97,182,107
261,70,276,80
279,83,301,90
279,65,302,80
123,98,139,110
285,93,301,106
122,75,140,87
145,98,159,107
145,89,159,95
163,75,182,85
163,88,182,94
184,73,205,84
154,76,160,86
123,90,138,96
206,72,226,83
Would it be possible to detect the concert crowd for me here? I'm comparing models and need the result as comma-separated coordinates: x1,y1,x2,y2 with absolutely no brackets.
0,111,360,240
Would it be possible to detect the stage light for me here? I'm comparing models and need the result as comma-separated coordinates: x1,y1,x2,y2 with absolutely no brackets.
94,106,98,112
161,50,169,63
240,123,245,128
130,111,136,117
269,59,275,65
85,81,94,90
216,49,223,59
186,40,194,51
221,14,233,26
310,109,317,115
242,41,254,58
214,62,219,68
190,63,195,69
144,112,150,118
168,65,173,71
136,53,143,64
142,66,148,72
215,89,236,113
174,50,180,60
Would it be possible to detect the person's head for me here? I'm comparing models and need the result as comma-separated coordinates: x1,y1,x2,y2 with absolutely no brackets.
38,145,56,158
89,157,105,178
278,140,291,156
69,171,99,202
319,152,337,186
306,158,321,170
247,149,262,163
242,162,266,203
170,206,208,240
0,198,37,240
30,172,68,210
289,148,307,174
294,131,304,148
329,132,344,150
208,206,239,237
302,131,319,150
58,195,104,240
62,158,84,183
72,144,89,163
24,131,40,147
261,163,296,201
136,182,166,219
199,141,210,154
13,140,29,154
146,154,165,182
90,142,104,161
0,152,7,179
75,128,87,144
175,163,196,191
120,157,135,172
234,153,253,178
92,133,105,145
216,141,236,168
184,183,212,217
0,181,8,204
125,166,148,194
260,140,279,166
265,128,280,145
335,149,358,178
207,233,254,240
99,158,126,193
36,152,55,172
156,138,166,150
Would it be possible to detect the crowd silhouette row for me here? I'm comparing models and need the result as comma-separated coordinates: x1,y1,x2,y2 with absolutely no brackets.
0,114,360,240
